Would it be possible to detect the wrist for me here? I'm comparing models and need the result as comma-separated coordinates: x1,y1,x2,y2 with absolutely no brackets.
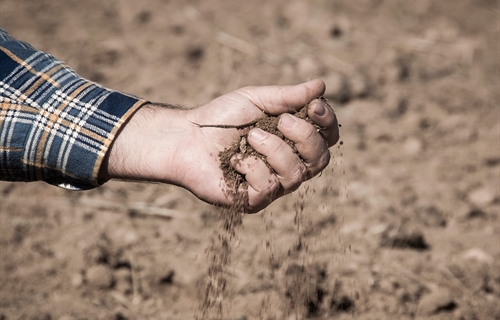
99,103,191,185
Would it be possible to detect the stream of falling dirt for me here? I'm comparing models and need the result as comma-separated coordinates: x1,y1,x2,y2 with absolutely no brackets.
197,193,245,319
198,138,346,319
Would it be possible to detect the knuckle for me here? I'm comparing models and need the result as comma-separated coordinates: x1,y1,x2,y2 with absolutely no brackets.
285,163,308,191
269,138,288,155
317,150,331,170
304,149,330,177
303,125,318,143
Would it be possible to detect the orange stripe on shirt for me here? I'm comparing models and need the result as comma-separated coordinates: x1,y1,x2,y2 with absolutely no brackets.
0,47,61,88
34,82,94,180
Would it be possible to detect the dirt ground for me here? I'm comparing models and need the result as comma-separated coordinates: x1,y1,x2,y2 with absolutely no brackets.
1,0,499,319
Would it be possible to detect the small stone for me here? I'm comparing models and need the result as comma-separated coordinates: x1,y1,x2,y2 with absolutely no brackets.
109,228,139,248
86,265,114,289
454,249,497,294
58,316,77,320
459,206,487,220
461,248,494,265
28,312,52,320
329,278,356,314
71,272,84,287
403,137,423,156
158,269,176,285
113,310,129,320
329,16,352,39
415,205,447,228
239,136,247,154
330,295,355,313
417,288,456,316
377,277,397,294
114,268,132,294
453,308,479,320
380,224,429,250
468,187,496,208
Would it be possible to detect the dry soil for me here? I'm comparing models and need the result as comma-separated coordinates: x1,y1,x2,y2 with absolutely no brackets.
0,0,499,319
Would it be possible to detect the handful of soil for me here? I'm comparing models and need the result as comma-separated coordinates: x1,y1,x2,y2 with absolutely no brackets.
199,97,328,195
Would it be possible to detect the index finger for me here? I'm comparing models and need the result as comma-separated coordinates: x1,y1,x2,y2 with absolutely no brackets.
236,79,326,115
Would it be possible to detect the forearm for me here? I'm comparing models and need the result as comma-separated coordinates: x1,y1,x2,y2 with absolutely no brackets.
98,103,192,186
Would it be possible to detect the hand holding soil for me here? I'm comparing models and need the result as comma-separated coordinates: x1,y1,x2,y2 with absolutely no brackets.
101,79,339,212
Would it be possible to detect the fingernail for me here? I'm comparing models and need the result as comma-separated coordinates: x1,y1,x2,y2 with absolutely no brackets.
314,101,327,116
280,113,298,129
250,128,268,141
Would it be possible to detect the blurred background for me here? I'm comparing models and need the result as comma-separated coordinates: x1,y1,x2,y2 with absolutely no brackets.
0,0,499,319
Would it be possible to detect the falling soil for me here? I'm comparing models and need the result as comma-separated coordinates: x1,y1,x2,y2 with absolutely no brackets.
198,98,327,318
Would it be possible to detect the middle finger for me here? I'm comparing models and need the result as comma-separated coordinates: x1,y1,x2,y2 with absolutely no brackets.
247,128,307,193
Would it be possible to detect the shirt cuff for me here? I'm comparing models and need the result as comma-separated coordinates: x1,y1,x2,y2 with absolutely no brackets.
54,93,149,190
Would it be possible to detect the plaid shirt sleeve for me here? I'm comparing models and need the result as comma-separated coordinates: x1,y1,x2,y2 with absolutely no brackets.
0,29,148,190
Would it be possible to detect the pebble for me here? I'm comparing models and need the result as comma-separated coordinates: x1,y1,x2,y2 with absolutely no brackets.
109,228,139,248
70,272,84,287
452,251,497,295
330,295,355,313
416,205,447,228
461,248,494,265
377,277,397,294
417,288,456,316
86,264,114,289
329,16,352,39
28,312,52,320
457,206,487,220
403,137,423,156
114,268,133,294
380,224,429,250
468,187,496,208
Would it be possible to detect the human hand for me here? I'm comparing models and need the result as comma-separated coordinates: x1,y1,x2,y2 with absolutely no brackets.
100,79,339,213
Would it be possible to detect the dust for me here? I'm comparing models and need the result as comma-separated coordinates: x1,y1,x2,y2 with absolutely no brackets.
198,197,246,319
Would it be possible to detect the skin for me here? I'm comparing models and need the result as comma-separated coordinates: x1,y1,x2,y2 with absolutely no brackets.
99,79,339,213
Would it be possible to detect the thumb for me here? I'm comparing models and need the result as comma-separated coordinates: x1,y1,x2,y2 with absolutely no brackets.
237,79,326,115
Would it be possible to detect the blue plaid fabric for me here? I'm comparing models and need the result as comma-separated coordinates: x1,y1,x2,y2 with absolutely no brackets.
0,29,147,190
